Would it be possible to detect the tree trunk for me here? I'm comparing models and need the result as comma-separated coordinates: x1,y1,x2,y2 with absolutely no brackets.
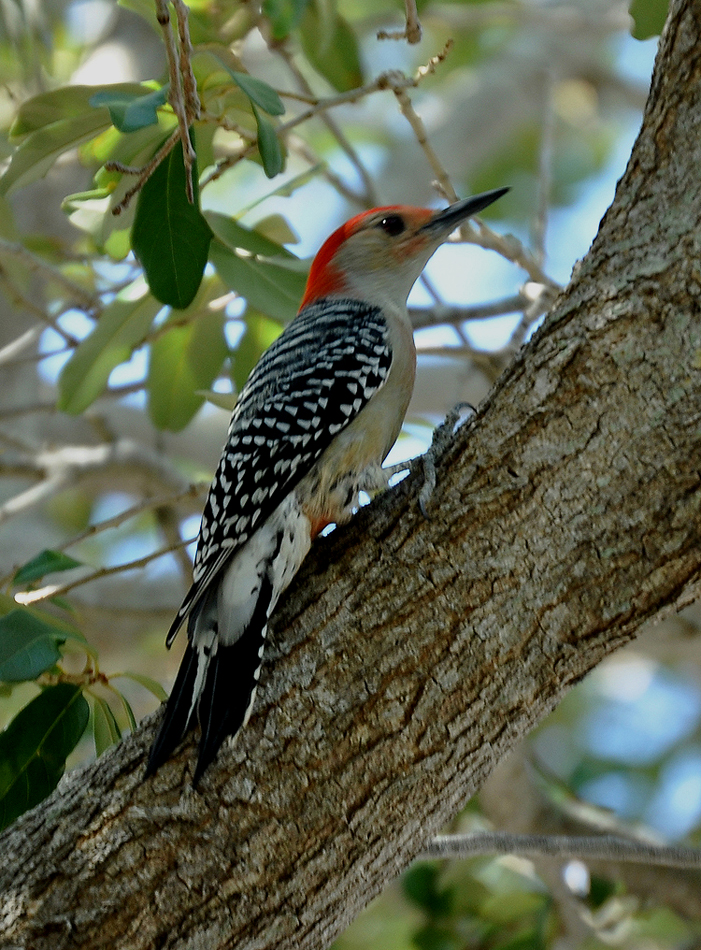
2,2,701,946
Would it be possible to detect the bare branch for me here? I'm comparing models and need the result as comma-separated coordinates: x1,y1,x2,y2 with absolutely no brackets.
171,0,200,122
108,128,181,216
274,44,378,206
409,294,527,329
0,238,97,312
54,483,207,553
532,71,556,266
377,0,422,43
425,832,701,870
0,327,42,366
459,221,560,289
0,440,196,533
15,534,196,605
200,62,436,191
287,135,368,206
0,473,65,527
154,0,196,202
154,503,196,584
392,85,457,203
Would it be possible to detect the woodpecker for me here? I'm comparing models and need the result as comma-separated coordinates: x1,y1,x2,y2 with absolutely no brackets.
146,187,508,783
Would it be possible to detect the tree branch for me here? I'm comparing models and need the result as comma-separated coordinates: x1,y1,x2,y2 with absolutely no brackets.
424,832,701,869
1,1,700,947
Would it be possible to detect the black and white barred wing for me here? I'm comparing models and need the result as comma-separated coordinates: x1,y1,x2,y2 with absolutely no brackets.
164,298,393,646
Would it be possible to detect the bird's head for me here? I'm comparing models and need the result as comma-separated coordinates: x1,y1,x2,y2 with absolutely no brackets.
299,187,508,311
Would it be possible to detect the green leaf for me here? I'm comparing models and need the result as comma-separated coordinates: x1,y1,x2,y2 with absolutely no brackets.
1,111,113,196
89,85,169,133
492,928,545,950
216,64,284,116
209,54,285,115
1,84,149,196
232,311,283,392
74,126,175,243
0,684,89,830
9,84,145,139
87,119,175,172
57,278,162,414
263,0,311,39
0,594,19,617
403,864,453,916
205,211,298,259
209,239,306,322
147,310,229,431
196,389,237,412
115,690,137,731
113,671,168,703
14,550,83,586
412,925,461,950
0,609,65,682
629,0,669,38
235,165,321,216
0,195,21,241
254,213,299,246
91,695,121,757
132,135,212,308
252,104,284,178
300,7,363,92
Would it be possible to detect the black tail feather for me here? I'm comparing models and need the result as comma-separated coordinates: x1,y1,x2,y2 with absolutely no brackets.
147,573,274,784
191,635,261,784
145,643,199,778
193,575,274,785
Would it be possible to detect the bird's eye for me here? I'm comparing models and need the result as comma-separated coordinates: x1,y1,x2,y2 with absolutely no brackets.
378,214,405,237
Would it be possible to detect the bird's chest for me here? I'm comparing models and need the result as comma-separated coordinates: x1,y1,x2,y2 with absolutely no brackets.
297,329,416,537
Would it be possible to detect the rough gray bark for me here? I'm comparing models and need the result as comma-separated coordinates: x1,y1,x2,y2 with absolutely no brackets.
1,1,701,946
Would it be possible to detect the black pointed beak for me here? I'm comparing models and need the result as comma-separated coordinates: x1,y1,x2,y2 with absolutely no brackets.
421,187,509,235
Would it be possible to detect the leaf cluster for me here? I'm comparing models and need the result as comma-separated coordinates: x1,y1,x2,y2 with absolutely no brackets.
0,551,165,831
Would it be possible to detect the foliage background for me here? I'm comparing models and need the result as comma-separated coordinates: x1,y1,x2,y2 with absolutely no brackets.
2,0,700,945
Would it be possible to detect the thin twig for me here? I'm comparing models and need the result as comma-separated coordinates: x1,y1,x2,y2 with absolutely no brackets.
0,238,97,312
377,0,422,43
199,109,257,143
393,86,457,202
0,474,65,527
155,503,194,583
108,128,181,216
0,345,71,369
461,222,560,290
423,832,701,870
287,70,420,127
54,483,206,554
532,71,556,267
201,63,437,189
0,439,196,539
0,276,78,344
154,0,196,202
275,44,377,206
409,294,526,329
287,135,367,207
0,401,59,420
507,283,553,350
171,0,200,122
0,327,42,366
14,535,197,605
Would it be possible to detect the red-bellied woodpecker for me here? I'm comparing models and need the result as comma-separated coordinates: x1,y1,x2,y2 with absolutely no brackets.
146,187,508,783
